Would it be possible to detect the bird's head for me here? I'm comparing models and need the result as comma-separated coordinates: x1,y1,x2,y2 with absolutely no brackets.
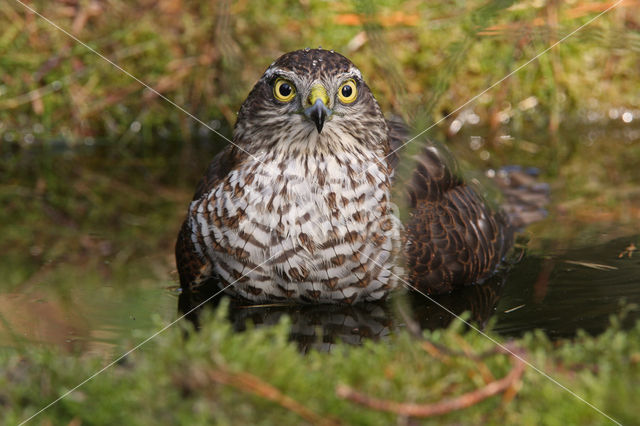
234,48,388,154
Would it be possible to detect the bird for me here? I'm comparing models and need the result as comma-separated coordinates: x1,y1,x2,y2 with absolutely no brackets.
175,48,543,305
176,48,403,304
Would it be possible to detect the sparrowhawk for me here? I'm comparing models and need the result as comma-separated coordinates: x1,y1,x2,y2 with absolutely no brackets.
176,48,525,304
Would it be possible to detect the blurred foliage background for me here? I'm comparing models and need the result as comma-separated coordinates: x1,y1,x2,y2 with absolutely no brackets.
2,0,639,143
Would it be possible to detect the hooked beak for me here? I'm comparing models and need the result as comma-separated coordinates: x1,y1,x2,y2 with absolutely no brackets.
304,85,332,133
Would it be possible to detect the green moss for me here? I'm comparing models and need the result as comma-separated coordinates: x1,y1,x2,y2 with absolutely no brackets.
1,303,638,424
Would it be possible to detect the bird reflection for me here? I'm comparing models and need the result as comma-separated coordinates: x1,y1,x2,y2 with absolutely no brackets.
403,272,506,332
178,279,393,353
178,272,505,352
228,302,393,353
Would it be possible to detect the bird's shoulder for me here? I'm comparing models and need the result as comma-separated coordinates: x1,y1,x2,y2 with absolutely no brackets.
191,146,244,201
407,143,466,206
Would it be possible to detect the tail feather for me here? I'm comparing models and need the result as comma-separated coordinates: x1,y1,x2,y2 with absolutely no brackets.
489,166,550,229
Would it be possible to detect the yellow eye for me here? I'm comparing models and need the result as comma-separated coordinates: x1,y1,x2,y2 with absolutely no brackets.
273,78,296,102
337,79,357,103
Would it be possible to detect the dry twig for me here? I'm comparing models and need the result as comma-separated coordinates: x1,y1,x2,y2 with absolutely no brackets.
336,350,525,418
207,368,339,426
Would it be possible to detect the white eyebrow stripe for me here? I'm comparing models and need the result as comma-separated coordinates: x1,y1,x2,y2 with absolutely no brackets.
347,67,363,79
263,68,298,81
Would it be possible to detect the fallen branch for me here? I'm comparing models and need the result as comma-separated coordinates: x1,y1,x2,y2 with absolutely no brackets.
336,351,525,418
208,368,339,426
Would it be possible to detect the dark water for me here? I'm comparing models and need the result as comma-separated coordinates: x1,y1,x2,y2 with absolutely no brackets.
177,235,640,352
493,236,640,338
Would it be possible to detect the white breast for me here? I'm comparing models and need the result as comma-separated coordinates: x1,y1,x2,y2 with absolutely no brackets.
188,145,402,304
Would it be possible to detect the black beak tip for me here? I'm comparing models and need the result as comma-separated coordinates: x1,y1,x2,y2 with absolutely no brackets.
309,108,326,133
304,100,330,134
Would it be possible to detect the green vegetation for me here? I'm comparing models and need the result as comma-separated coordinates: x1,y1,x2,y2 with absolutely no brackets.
2,1,639,142
2,303,639,425
1,1,640,424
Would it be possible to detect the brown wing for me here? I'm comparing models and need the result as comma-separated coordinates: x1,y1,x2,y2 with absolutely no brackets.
175,146,240,290
191,146,239,200
405,145,513,294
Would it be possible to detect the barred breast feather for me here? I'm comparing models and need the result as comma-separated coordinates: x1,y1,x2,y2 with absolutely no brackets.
176,141,402,304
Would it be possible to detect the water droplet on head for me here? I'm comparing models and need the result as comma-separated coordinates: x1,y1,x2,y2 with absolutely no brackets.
329,49,335,54
304,47,310,52
318,45,322,49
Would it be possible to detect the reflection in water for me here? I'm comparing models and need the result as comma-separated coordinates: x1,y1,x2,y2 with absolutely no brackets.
0,292,89,352
229,303,393,353
406,272,505,332
178,283,393,353
178,269,507,352
179,236,640,350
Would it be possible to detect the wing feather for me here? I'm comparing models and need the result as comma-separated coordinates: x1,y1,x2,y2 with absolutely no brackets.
405,144,513,294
